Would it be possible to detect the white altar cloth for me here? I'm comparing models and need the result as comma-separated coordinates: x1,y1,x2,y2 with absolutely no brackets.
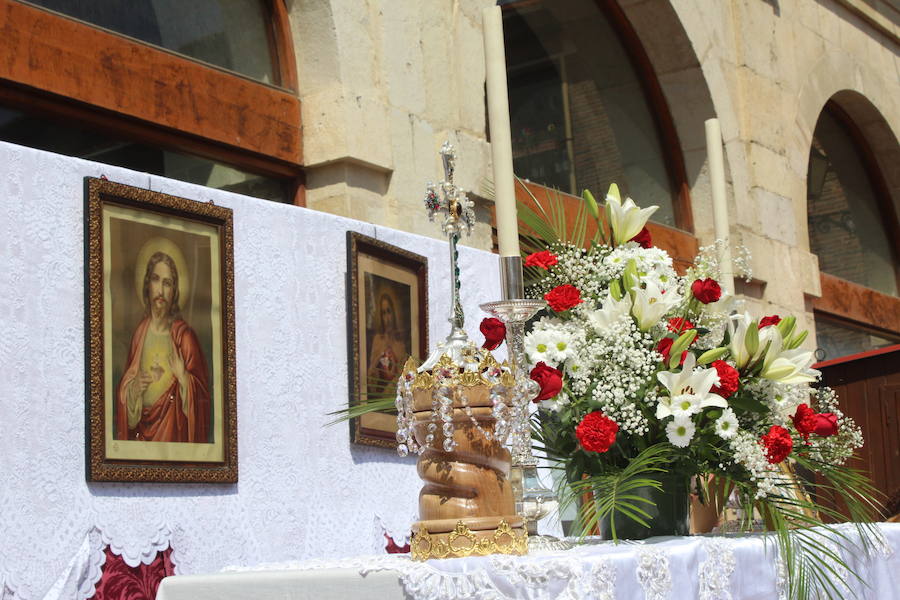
156,523,900,600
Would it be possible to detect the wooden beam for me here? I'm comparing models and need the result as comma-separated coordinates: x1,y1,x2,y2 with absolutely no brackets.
0,0,302,165
813,273,900,336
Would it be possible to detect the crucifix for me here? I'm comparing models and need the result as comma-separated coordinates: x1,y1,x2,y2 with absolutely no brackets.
424,141,475,349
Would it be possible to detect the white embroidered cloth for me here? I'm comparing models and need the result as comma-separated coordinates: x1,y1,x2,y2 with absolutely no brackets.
156,524,900,600
0,142,561,600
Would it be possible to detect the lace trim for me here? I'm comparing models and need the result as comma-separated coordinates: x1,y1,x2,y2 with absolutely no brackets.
636,548,671,600
0,570,23,600
699,538,735,600
35,525,178,600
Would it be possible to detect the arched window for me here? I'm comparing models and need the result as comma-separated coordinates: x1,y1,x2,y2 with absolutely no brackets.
502,0,690,230
0,0,301,203
807,101,900,360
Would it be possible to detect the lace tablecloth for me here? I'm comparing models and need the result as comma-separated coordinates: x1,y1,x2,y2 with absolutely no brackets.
0,141,567,600
156,524,900,600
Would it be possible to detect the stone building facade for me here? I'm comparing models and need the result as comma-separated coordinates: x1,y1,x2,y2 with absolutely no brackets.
0,0,897,354
291,0,899,355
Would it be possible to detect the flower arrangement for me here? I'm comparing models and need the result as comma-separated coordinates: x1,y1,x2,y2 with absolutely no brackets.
514,183,881,599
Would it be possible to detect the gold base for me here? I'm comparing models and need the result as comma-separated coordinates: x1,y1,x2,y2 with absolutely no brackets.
411,519,528,561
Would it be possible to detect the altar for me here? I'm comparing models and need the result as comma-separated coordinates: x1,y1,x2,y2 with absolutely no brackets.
157,525,900,600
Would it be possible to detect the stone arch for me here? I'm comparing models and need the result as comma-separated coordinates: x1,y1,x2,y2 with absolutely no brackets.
617,0,745,239
794,50,900,251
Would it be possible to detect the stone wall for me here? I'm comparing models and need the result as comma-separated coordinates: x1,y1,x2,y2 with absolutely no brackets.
284,0,900,346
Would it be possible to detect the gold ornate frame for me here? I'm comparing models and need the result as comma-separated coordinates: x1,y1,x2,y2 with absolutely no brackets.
85,177,238,482
347,231,428,448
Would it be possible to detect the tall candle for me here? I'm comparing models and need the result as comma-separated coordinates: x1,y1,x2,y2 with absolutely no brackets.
705,118,734,295
483,6,520,258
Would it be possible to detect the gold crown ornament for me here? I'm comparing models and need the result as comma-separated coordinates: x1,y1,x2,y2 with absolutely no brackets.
395,141,528,560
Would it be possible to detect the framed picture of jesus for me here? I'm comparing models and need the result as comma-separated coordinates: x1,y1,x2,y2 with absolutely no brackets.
85,177,237,483
347,232,428,448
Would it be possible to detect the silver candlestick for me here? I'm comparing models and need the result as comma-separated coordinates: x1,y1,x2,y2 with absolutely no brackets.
481,257,569,550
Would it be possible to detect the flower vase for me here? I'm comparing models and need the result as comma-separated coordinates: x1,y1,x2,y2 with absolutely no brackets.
598,473,690,540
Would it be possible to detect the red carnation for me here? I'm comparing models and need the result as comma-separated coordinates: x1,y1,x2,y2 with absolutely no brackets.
814,413,839,437
710,360,739,398
479,317,506,351
759,315,782,328
655,338,686,366
575,411,619,453
691,278,722,304
525,250,559,270
761,425,793,464
791,403,818,440
629,227,652,248
544,284,584,312
667,317,695,334
530,362,563,402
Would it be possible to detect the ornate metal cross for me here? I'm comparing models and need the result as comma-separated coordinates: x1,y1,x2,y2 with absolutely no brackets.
424,141,476,343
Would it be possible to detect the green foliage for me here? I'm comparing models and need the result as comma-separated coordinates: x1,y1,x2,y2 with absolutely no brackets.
558,444,674,541
325,376,399,426
712,457,883,600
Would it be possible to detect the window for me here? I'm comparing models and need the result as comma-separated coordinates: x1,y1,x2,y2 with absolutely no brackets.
0,0,301,203
23,0,279,84
808,101,900,361
808,108,898,297
814,316,898,360
502,0,688,230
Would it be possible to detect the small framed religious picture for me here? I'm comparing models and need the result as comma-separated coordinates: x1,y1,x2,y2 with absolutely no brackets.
84,177,237,483
347,232,428,448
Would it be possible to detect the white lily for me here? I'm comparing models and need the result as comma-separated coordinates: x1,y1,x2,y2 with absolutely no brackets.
656,353,727,420
605,183,659,245
630,279,681,331
759,329,820,384
726,312,775,369
584,291,632,331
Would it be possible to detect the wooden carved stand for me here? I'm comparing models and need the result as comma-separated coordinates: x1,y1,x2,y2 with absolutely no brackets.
409,376,527,560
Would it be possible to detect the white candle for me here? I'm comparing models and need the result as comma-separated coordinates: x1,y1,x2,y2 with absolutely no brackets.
483,6,520,258
705,118,734,295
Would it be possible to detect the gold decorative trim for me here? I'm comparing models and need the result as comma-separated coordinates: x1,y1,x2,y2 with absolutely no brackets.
479,353,500,370
408,351,519,391
402,356,419,374
413,371,435,390
500,361,516,387
458,371,484,386
411,519,528,561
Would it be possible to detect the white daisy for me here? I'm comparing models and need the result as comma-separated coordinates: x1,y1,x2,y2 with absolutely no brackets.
669,394,703,418
524,329,555,364
548,334,576,363
564,354,584,378
715,408,739,439
666,416,696,448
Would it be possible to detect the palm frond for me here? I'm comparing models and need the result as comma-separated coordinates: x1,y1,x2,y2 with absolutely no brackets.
515,177,592,249
325,376,399,426
558,443,673,541
721,456,885,600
